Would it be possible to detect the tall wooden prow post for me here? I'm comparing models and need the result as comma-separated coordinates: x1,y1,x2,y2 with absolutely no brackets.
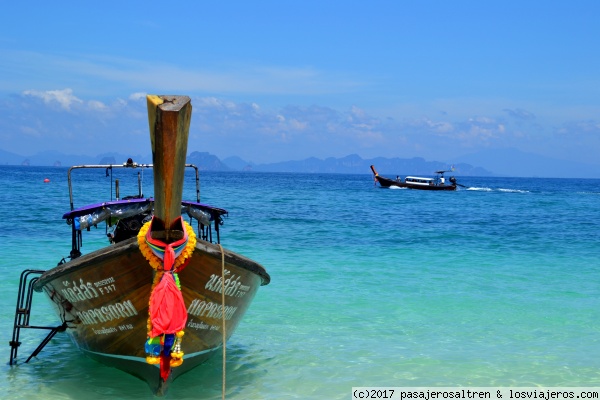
146,95,192,242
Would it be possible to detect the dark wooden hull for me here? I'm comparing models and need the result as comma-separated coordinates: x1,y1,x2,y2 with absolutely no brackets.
374,173,457,191
33,237,269,395
374,175,408,188
404,182,456,191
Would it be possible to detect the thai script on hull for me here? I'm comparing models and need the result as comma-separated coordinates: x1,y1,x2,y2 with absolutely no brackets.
205,269,250,298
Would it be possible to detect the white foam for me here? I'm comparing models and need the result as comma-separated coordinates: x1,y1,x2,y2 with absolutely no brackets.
498,188,529,193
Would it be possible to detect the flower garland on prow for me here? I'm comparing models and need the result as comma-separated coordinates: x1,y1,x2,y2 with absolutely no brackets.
137,216,196,380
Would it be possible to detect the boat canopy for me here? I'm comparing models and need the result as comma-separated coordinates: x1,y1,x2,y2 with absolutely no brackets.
405,176,434,184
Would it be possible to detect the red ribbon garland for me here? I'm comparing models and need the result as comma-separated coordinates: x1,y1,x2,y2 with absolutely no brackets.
145,217,189,381
146,218,189,337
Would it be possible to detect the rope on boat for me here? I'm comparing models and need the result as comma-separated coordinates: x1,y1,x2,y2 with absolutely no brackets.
218,244,227,400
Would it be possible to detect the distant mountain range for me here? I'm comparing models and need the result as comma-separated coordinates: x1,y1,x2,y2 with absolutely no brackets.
227,154,491,176
0,148,597,178
449,148,597,179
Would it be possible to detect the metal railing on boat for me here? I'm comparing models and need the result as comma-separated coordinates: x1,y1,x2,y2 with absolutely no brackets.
67,161,201,211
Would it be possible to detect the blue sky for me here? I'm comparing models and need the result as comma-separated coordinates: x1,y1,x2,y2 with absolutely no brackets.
1,1,599,169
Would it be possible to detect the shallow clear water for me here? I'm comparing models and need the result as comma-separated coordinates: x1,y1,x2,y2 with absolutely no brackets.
1,166,600,399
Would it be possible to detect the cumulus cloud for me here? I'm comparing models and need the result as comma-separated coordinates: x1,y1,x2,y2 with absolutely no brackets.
288,119,308,131
503,108,536,120
411,118,454,133
22,88,83,110
19,125,41,138
87,100,108,111
457,117,505,143
129,92,147,101
556,119,600,137
6,88,598,167
196,97,237,110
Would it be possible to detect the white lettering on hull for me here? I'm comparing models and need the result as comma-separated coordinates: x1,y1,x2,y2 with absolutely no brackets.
60,276,119,303
187,320,211,330
60,278,100,303
90,323,134,336
187,299,238,321
204,270,250,298
77,300,138,325
92,327,117,335
93,277,115,287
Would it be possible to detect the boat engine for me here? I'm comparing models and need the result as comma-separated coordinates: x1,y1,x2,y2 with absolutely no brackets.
110,212,152,243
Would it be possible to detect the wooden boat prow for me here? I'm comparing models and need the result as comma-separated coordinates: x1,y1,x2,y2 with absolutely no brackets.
147,94,191,236
18,95,270,396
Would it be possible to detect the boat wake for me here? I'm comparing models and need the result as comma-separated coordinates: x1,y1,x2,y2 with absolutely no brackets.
467,187,529,193
498,188,529,193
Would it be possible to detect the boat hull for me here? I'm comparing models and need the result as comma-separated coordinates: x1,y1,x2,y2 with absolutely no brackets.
370,164,458,191
404,182,456,191
33,237,269,394
374,174,457,190
374,175,408,188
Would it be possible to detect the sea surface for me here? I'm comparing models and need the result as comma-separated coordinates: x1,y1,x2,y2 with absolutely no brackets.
1,165,599,399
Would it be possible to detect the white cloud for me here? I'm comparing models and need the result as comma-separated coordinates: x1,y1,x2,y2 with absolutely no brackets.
2,50,363,98
197,97,236,110
503,108,536,120
88,100,108,111
468,116,496,125
129,92,147,101
4,88,600,168
19,125,41,138
288,119,307,131
22,88,83,110
415,118,454,133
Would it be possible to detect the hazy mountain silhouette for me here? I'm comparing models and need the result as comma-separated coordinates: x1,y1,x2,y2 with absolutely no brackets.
244,154,490,176
0,147,596,178
450,148,598,178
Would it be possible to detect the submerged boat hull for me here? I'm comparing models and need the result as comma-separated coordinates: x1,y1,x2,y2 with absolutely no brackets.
33,237,269,394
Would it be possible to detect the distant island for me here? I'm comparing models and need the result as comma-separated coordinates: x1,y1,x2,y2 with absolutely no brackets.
0,147,597,178
216,153,491,176
0,149,489,176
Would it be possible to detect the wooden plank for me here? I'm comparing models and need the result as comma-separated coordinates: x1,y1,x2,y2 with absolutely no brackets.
146,95,192,241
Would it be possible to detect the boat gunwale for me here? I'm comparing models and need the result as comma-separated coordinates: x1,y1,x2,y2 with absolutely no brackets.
33,237,271,292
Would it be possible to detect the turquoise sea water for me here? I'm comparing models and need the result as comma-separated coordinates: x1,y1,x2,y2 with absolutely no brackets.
1,165,600,399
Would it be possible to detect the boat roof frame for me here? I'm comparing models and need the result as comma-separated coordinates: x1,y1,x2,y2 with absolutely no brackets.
67,161,201,212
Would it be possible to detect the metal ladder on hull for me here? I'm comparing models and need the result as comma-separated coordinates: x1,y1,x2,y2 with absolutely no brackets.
9,269,67,365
